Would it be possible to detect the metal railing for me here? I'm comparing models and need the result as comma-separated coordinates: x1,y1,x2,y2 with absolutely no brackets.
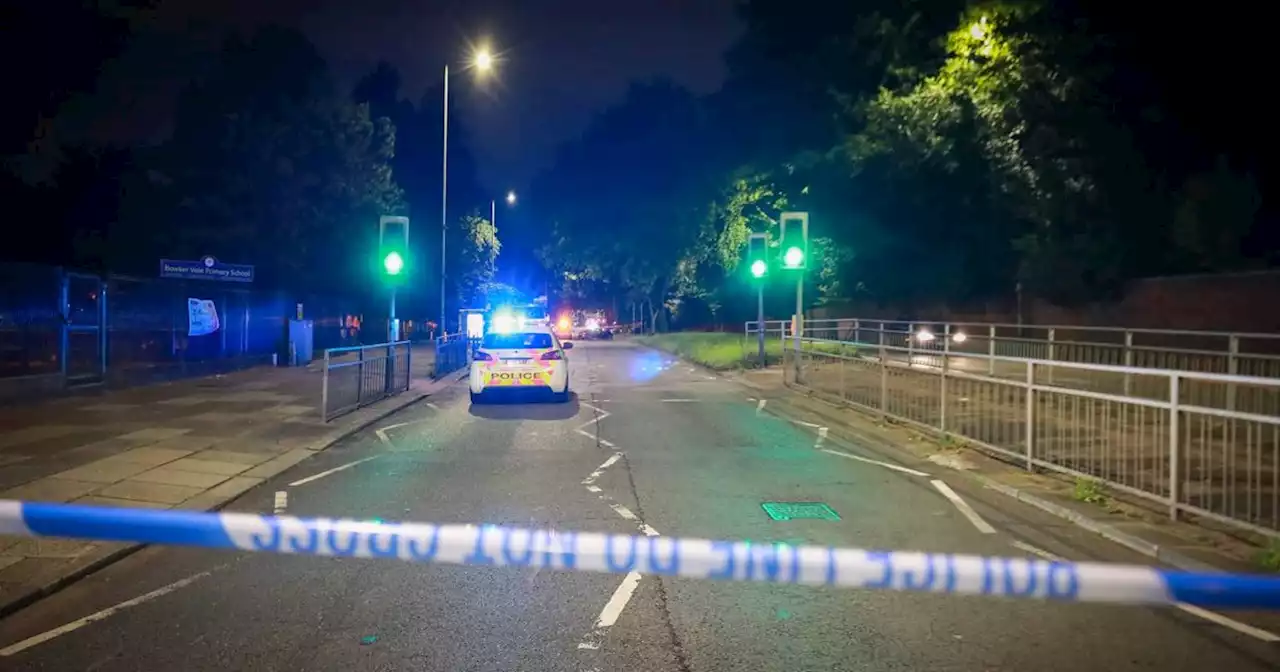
320,341,411,421
433,333,469,378
750,319,1280,382
783,337,1280,537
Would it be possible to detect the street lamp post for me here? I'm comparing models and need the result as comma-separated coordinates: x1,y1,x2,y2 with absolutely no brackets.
441,48,495,336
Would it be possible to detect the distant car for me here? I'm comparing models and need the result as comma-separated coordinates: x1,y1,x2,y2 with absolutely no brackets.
470,325,572,403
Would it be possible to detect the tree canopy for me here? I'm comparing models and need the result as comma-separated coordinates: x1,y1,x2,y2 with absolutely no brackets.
532,0,1274,327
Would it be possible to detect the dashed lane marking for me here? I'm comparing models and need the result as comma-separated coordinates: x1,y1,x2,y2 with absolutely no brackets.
272,491,288,514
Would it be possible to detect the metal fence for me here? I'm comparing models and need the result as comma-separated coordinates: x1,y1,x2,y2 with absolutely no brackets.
751,318,1280,379
320,341,412,421
433,333,470,378
0,261,363,401
782,337,1280,538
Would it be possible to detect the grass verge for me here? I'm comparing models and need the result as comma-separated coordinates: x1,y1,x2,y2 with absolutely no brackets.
635,332,856,370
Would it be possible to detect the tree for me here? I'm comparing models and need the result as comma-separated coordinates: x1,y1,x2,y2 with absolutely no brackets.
534,79,714,329
1170,158,1261,272
153,27,404,293
454,212,501,307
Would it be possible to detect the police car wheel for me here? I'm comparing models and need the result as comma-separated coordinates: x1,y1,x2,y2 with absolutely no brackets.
553,381,570,403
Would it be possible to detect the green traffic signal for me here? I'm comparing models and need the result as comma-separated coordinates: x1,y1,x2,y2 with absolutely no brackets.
750,259,767,278
783,246,805,269
383,251,404,275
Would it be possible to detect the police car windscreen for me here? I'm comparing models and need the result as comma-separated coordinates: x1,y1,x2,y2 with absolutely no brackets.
483,332,554,349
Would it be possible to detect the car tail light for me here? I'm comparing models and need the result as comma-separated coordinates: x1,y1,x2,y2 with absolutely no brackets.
475,351,494,361
540,350,562,361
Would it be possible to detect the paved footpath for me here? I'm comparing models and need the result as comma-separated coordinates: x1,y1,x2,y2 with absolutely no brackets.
0,344,448,615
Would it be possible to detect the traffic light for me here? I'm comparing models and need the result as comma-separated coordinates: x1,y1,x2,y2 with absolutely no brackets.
747,232,768,279
779,211,808,270
378,216,410,281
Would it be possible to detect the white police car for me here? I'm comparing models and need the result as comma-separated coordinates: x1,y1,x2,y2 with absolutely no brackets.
469,324,572,403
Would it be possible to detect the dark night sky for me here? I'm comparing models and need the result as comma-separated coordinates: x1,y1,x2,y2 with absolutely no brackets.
47,0,742,191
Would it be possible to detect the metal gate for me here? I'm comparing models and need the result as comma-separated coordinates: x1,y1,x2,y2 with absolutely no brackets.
61,272,107,386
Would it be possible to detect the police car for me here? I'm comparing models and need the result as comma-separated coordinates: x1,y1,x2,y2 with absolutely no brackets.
469,323,572,403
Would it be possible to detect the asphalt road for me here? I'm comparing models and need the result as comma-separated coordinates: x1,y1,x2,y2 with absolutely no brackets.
1,340,1277,671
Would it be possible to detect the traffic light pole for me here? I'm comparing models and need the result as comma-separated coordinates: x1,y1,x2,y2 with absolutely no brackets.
386,286,398,393
793,274,803,384
757,282,766,367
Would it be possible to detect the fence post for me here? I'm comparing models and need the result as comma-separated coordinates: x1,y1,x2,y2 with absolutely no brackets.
1123,330,1134,396
1169,374,1181,521
1227,335,1239,411
940,324,949,434
1047,327,1056,385
1024,361,1035,472
838,350,845,402
405,341,412,392
907,322,915,367
879,329,888,419
987,325,995,375
321,348,331,421
357,347,365,405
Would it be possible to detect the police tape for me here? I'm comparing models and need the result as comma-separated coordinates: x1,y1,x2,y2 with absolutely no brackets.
2,499,1278,609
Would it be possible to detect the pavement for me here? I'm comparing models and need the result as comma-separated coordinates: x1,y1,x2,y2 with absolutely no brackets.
0,344,444,616
0,340,1278,670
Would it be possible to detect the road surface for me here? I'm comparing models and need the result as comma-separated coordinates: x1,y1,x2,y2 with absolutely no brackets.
0,341,1277,670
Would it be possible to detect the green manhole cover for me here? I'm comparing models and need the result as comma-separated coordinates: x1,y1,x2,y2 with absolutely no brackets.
761,502,840,521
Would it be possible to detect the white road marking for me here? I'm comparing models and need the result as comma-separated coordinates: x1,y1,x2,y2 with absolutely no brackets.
1011,540,1059,560
580,402,609,417
288,455,380,487
375,411,443,445
585,485,602,493
1175,603,1280,642
756,399,766,415
427,402,441,410
573,403,612,444
599,439,616,448
272,491,288,514
609,504,638,520
814,426,828,449
820,449,930,477
1010,541,1280,642
660,398,699,403
931,479,997,534
789,419,822,428
0,569,219,657
581,452,623,485
577,571,643,651
639,524,660,537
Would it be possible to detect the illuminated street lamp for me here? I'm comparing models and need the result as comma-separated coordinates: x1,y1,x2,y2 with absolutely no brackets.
506,190,517,205
442,44,499,332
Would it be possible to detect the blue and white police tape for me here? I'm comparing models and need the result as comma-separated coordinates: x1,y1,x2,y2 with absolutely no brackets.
3,499,1279,609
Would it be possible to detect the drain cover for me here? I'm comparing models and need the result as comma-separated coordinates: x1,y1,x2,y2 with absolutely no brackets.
761,502,840,521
